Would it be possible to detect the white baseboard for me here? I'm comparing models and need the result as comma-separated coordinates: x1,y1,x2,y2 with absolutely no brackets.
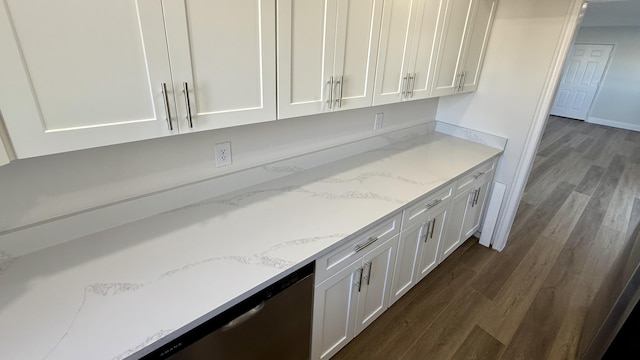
586,117,640,132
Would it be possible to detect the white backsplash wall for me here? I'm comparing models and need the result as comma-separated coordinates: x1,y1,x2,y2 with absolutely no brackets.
0,98,437,233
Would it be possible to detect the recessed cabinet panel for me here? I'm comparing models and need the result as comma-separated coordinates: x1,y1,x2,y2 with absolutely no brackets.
373,0,417,105
354,236,397,335
460,0,496,92
408,0,445,99
0,0,175,157
277,0,337,119
430,0,473,97
334,0,383,110
416,206,447,280
389,222,423,305
163,0,276,131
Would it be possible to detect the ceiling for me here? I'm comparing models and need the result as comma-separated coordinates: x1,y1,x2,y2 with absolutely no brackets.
582,0,640,27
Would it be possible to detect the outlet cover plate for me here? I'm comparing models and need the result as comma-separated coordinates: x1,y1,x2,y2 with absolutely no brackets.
215,142,232,167
374,113,384,130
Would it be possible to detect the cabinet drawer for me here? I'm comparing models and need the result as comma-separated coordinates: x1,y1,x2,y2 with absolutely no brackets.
315,213,402,285
455,158,496,195
402,185,453,230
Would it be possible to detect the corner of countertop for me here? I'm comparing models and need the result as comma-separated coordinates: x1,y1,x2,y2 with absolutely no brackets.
434,121,507,152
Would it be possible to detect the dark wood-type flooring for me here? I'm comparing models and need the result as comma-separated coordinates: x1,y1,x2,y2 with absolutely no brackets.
332,116,640,360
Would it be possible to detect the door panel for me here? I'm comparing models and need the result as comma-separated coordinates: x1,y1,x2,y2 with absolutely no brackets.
277,0,338,119
333,0,383,110
0,0,175,158
550,44,613,120
354,236,398,335
429,0,473,97
417,207,447,280
372,0,416,105
164,0,276,131
312,260,361,360
389,222,423,305
460,0,496,92
408,0,444,99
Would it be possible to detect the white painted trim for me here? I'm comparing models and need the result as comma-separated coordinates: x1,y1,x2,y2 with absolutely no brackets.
587,116,640,132
479,181,506,247
0,121,434,257
491,0,586,252
435,121,508,150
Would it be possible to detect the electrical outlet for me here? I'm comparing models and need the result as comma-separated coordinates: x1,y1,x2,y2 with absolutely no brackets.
374,113,384,130
215,142,232,167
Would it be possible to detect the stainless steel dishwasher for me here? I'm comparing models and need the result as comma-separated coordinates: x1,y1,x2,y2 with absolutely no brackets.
138,262,314,360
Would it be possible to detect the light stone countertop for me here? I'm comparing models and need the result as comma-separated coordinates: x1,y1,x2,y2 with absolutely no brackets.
0,132,502,360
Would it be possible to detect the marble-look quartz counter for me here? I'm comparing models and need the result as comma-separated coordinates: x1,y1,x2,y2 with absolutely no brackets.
0,132,502,360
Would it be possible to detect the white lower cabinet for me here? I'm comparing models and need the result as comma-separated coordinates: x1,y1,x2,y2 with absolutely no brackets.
311,158,497,360
312,234,398,360
440,160,495,261
389,186,452,305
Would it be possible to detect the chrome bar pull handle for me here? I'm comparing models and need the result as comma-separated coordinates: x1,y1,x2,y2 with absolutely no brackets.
402,75,409,98
161,83,173,131
355,236,379,253
422,222,430,243
409,73,416,97
355,267,364,292
183,82,193,128
460,71,466,91
326,76,334,108
470,189,477,207
365,261,373,285
426,199,442,209
335,75,344,108
430,218,437,239
473,187,481,206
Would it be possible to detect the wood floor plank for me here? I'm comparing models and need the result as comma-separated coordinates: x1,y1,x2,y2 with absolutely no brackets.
547,226,626,360
522,150,589,206
525,146,574,189
450,325,504,360
477,190,589,344
575,165,605,196
603,163,640,234
538,132,574,157
399,286,490,360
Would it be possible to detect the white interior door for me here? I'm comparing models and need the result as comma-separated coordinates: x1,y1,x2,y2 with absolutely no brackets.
550,43,613,120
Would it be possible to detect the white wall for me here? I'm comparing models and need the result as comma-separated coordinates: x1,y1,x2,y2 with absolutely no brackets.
575,26,640,130
436,0,583,250
0,99,437,233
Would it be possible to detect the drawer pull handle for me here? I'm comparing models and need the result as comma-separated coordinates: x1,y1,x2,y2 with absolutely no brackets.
355,236,379,253
426,199,442,209
473,171,486,180
422,222,430,243
364,261,373,285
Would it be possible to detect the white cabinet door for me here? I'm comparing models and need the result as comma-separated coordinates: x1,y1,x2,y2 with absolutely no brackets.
0,0,175,158
407,0,446,100
429,0,496,97
429,0,474,97
354,236,397,335
416,204,447,280
441,172,491,260
333,0,383,111
459,0,496,93
163,0,276,132
373,0,442,105
278,0,382,119
389,221,424,305
312,259,361,360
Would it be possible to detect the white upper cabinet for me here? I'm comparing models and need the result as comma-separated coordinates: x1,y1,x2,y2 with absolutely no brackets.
429,0,496,97
0,0,276,158
0,0,175,158
277,0,383,119
373,0,443,105
163,0,276,132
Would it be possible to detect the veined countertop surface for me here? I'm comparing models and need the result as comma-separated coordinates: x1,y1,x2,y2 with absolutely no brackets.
0,131,502,360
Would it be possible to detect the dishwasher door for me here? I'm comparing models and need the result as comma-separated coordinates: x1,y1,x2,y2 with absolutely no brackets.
149,263,314,360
